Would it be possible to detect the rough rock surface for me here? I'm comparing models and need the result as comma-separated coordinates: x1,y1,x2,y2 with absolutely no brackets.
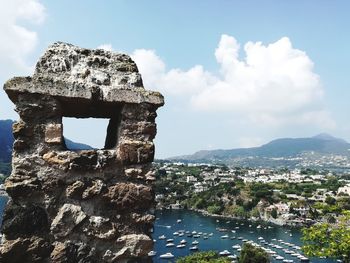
0,42,163,262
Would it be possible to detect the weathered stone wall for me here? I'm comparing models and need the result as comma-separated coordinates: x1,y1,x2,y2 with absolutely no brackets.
0,42,164,262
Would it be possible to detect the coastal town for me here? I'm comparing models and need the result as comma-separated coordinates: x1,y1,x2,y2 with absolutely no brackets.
155,161,350,227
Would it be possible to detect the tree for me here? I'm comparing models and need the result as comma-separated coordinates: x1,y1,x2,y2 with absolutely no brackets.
271,208,278,219
325,196,336,205
238,243,270,263
302,212,350,262
177,251,230,263
207,204,222,214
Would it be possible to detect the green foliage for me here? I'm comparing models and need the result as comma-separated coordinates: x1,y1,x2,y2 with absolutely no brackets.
302,211,350,262
238,243,270,263
271,208,278,219
207,204,222,214
325,196,336,205
176,251,230,263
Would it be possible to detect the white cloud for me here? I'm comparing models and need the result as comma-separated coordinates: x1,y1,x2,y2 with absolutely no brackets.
0,0,46,77
131,34,334,129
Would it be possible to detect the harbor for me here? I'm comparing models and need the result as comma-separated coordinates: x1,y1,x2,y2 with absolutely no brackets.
152,209,336,263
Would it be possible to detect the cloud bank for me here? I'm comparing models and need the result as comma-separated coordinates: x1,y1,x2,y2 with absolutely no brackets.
130,35,334,129
0,0,46,77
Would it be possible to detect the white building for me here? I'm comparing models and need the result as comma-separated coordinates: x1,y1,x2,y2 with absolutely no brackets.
338,184,350,195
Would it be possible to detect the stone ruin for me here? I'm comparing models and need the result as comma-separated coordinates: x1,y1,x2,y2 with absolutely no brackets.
0,42,164,262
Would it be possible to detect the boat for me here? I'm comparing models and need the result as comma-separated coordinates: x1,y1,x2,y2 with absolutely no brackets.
180,239,187,244
159,252,174,259
192,240,199,245
166,239,174,243
219,250,231,256
176,244,186,248
173,232,179,236
177,219,182,223
228,254,237,259
258,237,264,240
148,251,157,257
257,225,261,229
217,228,229,232
232,244,241,249
220,234,229,239
275,256,284,260
158,235,166,240
189,246,198,251
166,243,175,247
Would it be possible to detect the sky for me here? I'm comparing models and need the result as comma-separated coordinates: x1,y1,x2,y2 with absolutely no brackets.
0,0,349,158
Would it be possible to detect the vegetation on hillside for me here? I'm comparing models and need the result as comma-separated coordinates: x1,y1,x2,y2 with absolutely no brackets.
302,211,350,263
238,243,270,263
176,251,230,263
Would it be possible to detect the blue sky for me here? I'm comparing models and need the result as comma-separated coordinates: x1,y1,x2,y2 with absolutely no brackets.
0,0,349,158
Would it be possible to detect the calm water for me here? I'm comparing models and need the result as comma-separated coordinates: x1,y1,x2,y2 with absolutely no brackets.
152,209,336,263
0,198,336,263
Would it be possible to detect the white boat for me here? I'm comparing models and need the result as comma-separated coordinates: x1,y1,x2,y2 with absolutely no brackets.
166,243,175,247
275,256,284,260
173,232,179,236
166,239,174,243
228,254,237,259
221,234,229,239
258,236,264,240
177,219,182,223
159,252,174,259
176,244,186,248
192,240,199,245
148,251,157,257
158,235,166,240
189,246,198,251
180,239,187,244
232,244,241,249
257,225,261,229
219,250,231,256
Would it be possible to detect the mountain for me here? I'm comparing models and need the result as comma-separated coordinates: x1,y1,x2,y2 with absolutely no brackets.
64,138,93,150
170,134,350,165
0,120,14,163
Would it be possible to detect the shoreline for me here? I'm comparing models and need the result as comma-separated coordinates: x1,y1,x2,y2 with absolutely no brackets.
159,206,309,228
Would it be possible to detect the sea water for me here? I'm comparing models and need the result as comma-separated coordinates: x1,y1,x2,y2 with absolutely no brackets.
152,209,336,263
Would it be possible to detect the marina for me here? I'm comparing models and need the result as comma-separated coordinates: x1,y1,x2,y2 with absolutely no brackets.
152,209,336,263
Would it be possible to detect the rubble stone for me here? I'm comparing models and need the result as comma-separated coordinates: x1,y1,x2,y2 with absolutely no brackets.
0,42,163,262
